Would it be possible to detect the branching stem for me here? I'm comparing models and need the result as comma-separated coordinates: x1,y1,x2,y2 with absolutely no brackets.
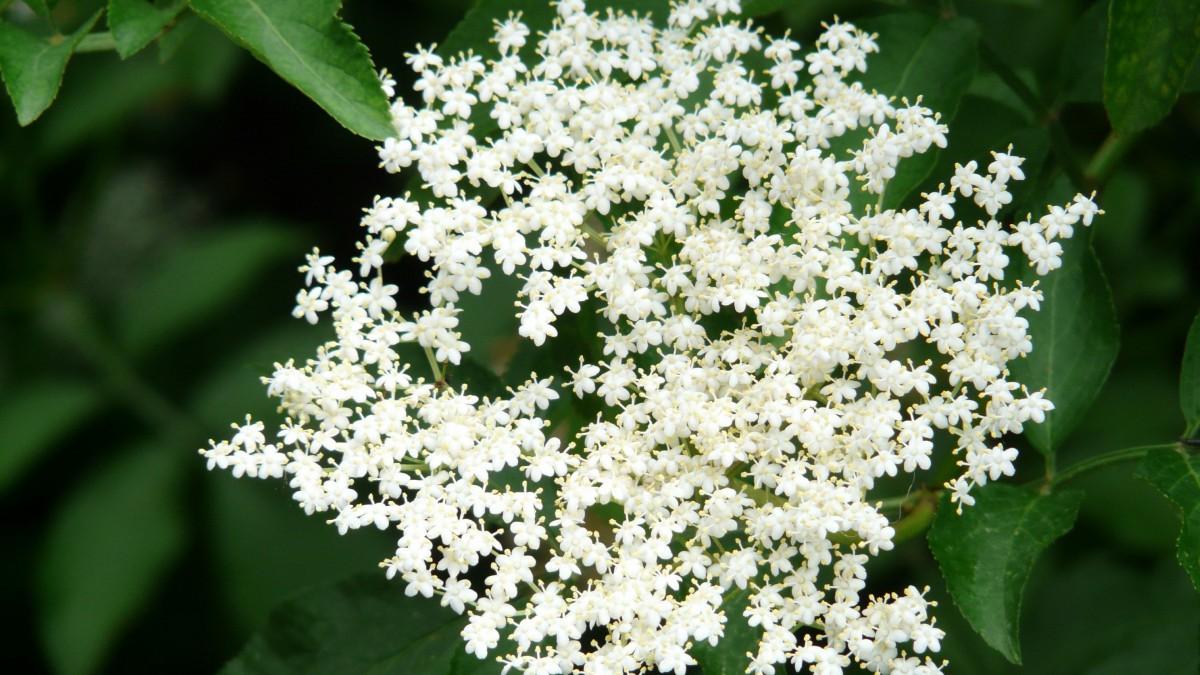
1046,443,1178,488
1084,131,1138,187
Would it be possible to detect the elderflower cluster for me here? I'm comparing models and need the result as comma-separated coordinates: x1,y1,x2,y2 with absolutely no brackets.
202,1,1100,673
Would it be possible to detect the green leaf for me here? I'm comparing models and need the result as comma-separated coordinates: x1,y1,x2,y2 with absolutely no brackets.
1019,554,1200,673
916,96,1048,219
188,0,392,140
156,10,201,63
37,442,188,675
1009,178,1120,456
454,269,523,363
1104,0,1200,134
113,220,303,357
0,378,100,495
1181,311,1200,436
691,586,758,675
0,10,101,125
220,573,501,675
1136,445,1200,591
855,14,981,210
107,0,187,58
929,483,1083,664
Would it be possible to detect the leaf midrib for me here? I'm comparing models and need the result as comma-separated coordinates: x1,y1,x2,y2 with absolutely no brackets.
239,0,362,115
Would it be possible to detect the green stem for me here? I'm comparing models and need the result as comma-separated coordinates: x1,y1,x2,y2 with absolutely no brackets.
1046,443,1176,488
525,161,546,179
890,495,936,545
665,126,685,156
74,31,118,53
874,487,933,512
1083,131,1137,186
423,345,444,383
1186,419,1200,441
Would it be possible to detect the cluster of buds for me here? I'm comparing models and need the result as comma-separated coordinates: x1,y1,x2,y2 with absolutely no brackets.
203,0,1099,672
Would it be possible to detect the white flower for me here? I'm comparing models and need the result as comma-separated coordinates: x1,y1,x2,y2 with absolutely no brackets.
203,2,1102,672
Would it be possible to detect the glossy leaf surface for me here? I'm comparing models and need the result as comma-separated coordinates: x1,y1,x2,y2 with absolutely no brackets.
0,11,100,125
189,0,393,139
107,0,187,58
929,483,1083,663
1105,0,1200,134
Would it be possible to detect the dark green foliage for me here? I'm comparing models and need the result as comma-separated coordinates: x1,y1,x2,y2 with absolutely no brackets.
188,0,393,139
0,10,99,124
1181,311,1200,436
929,484,1083,664
219,574,503,675
1137,446,1200,591
3,1,1200,673
1104,0,1200,134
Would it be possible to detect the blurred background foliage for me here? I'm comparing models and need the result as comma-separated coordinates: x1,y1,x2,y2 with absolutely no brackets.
1,0,1199,673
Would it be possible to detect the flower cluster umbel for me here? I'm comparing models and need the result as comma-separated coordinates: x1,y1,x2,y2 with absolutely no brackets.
202,1,1099,673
